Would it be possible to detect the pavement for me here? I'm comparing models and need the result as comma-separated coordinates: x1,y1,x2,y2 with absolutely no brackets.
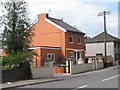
2,73,71,89
1,65,119,89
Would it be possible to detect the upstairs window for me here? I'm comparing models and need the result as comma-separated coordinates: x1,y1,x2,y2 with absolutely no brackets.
78,33,81,44
69,32,73,43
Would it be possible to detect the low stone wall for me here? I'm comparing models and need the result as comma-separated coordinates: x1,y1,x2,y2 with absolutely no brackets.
31,67,53,79
70,63,93,74
96,62,103,70
69,60,104,74
30,61,53,79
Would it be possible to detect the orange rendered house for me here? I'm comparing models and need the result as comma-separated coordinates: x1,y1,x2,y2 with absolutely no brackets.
30,13,85,67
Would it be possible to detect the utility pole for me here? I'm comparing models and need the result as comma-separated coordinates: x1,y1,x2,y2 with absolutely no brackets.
49,8,51,16
98,11,110,67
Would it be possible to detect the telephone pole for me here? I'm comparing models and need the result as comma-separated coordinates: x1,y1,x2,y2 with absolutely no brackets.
98,11,110,67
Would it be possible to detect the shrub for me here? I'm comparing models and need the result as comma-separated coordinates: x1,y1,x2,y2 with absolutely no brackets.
2,50,34,70
58,56,66,65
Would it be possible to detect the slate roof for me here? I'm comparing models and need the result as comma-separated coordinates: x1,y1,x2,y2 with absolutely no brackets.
85,32,120,43
47,17,85,34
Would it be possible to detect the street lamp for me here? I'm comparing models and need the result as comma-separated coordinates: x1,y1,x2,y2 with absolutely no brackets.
98,11,111,67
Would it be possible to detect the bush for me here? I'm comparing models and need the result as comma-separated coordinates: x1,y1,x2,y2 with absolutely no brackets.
2,51,33,79
2,50,34,70
58,56,66,65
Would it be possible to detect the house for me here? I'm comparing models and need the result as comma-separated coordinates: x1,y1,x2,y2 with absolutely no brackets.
85,32,120,61
30,13,85,67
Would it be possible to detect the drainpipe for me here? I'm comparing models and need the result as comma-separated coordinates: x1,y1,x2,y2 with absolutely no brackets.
76,52,78,64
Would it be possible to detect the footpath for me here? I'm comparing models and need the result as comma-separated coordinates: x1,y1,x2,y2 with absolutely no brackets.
1,65,119,89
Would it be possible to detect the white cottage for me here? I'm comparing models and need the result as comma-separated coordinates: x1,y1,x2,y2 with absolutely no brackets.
85,32,120,61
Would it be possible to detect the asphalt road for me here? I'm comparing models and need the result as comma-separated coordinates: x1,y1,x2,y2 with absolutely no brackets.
18,66,119,89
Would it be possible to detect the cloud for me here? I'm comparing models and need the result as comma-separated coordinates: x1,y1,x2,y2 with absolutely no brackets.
25,0,117,37
0,0,118,38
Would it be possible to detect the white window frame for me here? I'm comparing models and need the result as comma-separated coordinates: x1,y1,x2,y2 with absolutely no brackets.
78,33,81,44
47,53,55,61
70,52,74,60
69,32,73,43
79,52,82,58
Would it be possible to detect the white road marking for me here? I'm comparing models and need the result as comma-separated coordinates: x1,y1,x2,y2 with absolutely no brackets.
78,85,88,88
7,82,12,84
102,75,120,81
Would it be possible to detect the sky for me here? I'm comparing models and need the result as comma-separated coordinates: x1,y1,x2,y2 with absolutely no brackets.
0,0,119,38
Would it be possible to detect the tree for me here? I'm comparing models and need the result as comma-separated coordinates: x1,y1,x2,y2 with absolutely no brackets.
1,0,34,75
1,0,33,54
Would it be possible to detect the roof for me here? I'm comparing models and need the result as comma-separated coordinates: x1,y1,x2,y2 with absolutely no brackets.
85,32,120,43
47,17,85,34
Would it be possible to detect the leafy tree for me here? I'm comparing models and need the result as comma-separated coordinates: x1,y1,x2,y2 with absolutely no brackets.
1,0,33,54
0,0,34,75
2,50,33,70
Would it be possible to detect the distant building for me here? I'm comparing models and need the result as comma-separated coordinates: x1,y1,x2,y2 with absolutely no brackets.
85,32,120,61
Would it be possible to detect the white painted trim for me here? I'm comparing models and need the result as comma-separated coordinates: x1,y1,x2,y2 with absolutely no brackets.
70,52,74,58
29,47,40,49
67,48,84,52
70,42,74,44
70,32,73,43
45,18,67,32
29,46,60,50
47,53,55,61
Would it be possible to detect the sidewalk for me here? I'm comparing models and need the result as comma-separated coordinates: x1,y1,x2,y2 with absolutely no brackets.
1,65,119,89
2,73,70,89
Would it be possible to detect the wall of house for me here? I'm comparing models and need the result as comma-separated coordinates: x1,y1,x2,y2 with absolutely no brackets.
114,42,120,60
65,32,85,59
65,32,85,49
31,14,65,48
32,48,42,67
85,42,115,60
32,48,61,66
31,13,85,65
66,50,85,60
41,48,61,65
31,14,66,65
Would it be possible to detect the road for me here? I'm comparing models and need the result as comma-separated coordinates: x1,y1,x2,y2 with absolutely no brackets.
18,67,119,89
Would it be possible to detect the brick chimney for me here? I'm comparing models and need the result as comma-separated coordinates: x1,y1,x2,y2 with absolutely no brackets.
37,13,48,20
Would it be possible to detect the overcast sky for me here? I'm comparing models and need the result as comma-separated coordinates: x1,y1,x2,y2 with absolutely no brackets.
0,0,119,38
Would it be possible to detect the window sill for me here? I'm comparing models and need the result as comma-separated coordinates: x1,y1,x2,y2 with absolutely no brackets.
70,42,74,44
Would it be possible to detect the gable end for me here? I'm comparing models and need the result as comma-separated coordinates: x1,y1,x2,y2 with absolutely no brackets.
44,18,67,32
